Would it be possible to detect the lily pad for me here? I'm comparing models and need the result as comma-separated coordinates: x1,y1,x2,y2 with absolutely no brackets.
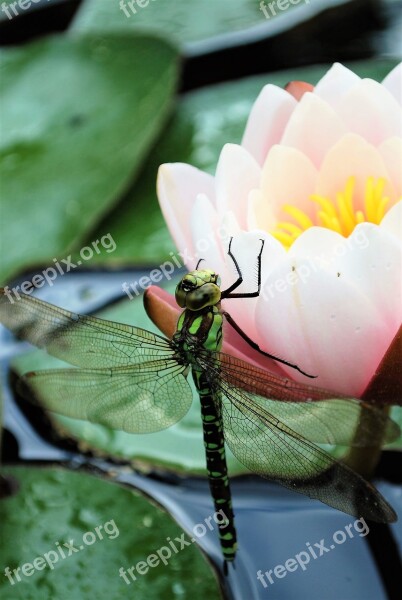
0,466,220,599
72,0,281,47
0,33,179,284
87,59,400,265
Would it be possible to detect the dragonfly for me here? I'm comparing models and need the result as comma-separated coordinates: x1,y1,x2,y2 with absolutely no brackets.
0,239,398,567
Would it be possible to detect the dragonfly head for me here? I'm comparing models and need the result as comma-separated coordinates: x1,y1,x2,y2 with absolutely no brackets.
175,269,221,310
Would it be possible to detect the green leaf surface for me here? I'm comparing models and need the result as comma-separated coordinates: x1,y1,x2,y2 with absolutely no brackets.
0,33,179,284
72,0,279,45
87,59,400,265
0,466,220,599
389,406,402,451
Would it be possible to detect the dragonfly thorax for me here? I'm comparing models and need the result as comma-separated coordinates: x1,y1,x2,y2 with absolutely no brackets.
175,269,221,311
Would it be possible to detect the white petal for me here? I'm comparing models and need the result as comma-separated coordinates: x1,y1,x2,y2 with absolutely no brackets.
260,145,318,222
281,93,348,167
379,137,402,199
190,194,226,273
220,210,242,239
157,163,215,257
382,63,402,104
247,189,276,231
314,63,361,108
334,223,402,332
256,261,396,396
242,84,297,165
380,200,402,240
215,144,261,229
337,79,402,145
289,227,345,265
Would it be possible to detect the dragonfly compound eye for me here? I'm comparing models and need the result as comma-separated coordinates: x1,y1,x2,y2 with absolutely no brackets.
184,283,221,311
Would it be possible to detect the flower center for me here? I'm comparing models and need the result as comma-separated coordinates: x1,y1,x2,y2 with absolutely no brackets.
272,176,393,249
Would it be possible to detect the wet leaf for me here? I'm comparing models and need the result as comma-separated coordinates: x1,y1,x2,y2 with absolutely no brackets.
0,33,179,283
73,0,275,46
0,466,219,599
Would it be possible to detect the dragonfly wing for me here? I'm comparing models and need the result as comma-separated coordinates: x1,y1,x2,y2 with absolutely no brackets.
213,352,399,446
0,289,174,368
217,380,396,523
20,359,192,433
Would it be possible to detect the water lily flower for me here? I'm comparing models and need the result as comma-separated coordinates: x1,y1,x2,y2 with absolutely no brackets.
157,63,402,399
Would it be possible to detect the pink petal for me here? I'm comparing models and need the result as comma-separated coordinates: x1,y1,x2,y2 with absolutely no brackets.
314,62,360,108
382,62,402,104
285,81,314,101
143,286,179,340
242,85,297,165
256,259,393,396
247,189,276,231
380,201,402,240
337,79,402,145
379,137,402,199
215,144,261,229
333,224,402,333
190,194,229,277
288,226,345,261
281,92,347,167
260,145,318,223
316,134,396,211
157,163,215,257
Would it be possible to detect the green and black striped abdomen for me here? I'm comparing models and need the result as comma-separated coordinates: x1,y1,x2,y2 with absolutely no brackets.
193,369,238,562
174,305,237,561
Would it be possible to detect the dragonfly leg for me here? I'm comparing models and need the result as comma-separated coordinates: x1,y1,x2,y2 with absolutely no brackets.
222,310,317,379
221,238,265,299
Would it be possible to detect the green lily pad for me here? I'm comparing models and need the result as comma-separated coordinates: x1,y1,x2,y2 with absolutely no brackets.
0,466,220,599
389,407,402,451
87,59,400,265
72,0,281,46
0,33,179,284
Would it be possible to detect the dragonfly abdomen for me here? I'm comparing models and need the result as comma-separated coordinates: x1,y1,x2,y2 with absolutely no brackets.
193,369,238,563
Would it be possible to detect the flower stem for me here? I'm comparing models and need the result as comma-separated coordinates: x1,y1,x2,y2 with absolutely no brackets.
344,405,390,480
345,327,401,479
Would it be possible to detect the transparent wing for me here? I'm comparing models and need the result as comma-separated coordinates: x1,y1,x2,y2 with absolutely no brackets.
20,359,192,433
216,378,396,523
212,352,399,446
0,288,175,368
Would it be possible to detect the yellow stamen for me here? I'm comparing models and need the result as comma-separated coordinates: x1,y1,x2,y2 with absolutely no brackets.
275,222,303,236
272,231,294,248
356,210,365,224
282,205,314,229
270,176,399,249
